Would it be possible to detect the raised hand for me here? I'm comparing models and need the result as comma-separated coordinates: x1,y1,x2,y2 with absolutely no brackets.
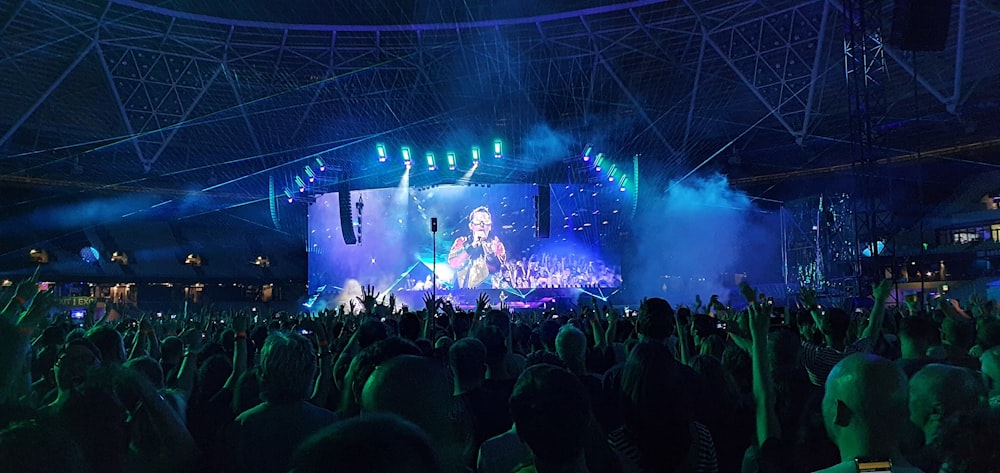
357,285,380,315
232,312,250,334
747,300,769,339
349,299,357,316
388,293,397,313
739,282,757,305
476,292,490,314
694,294,703,313
423,291,438,317
800,286,818,309
872,278,892,301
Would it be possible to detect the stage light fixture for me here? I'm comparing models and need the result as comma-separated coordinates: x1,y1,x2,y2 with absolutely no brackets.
253,256,270,268
446,152,457,170
184,254,202,267
111,251,129,265
493,139,502,158
619,175,628,192
29,248,49,264
315,157,326,171
283,187,294,203
295,176,306,192
426,152,436,170
304,165,316,182
582,144,593,162
402,147,412,168
376,143,387,162
471,146,480,166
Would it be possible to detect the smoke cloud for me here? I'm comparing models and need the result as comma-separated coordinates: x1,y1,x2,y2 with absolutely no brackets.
628,173,782,306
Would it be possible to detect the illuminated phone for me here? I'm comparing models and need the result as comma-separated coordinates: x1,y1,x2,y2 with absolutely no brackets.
855,458,891,473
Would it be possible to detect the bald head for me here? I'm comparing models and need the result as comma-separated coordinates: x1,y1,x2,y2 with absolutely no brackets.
981,347,1000,397
909,363,986,442
555,325,586,372
362,355,472,472
823,354,909,447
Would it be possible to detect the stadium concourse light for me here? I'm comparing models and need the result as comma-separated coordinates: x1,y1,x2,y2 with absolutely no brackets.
376,143,387,163
401,147,412,168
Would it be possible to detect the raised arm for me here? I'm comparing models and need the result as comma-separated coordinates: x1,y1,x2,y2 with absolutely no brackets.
860,278,892,340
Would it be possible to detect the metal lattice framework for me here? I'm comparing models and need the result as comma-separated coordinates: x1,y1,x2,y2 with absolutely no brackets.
2,0,1000,263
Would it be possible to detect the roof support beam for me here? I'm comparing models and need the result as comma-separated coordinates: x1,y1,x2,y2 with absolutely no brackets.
799,0,831,142
95,41,148,165
0,41,94,149
683,32,706,150
580,16,679,157
949,0,967,112
144,65,223,171
223,26,265,157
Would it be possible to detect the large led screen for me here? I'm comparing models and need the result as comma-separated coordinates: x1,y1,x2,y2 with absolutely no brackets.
308,184,622,298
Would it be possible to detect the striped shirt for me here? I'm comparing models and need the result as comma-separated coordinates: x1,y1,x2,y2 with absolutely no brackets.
608,422,718,473
801,337,876,386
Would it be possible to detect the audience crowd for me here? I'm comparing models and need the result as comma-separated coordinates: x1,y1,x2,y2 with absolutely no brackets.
2,271,999,473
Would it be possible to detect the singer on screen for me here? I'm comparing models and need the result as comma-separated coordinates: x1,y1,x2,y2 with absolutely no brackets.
448,206,507,288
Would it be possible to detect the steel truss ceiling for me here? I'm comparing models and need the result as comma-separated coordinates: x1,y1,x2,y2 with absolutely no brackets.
1,0,999,217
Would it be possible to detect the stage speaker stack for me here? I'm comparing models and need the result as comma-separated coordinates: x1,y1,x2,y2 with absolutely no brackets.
537,184,550,239
339,183,357,245
890,0,953,52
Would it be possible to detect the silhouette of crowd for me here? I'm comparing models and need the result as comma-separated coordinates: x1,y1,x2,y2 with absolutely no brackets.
2,274,999,473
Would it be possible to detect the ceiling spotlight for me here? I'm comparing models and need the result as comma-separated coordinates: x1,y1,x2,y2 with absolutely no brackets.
315,157,326,172
184,254,202,267
471,146,480,166
253,256,270,268
377,143,387,163
295,176,306,192
426,152,436,170
111,251,129,265
29,249,49,264
493,139,503,159
304,166,316,182
582,144,593,162
402,147,412,168
447,152,457,170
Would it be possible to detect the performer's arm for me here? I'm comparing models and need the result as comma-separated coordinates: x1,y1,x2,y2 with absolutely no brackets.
448,237,471,269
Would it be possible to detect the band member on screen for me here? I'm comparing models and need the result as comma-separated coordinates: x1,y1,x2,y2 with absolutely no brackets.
448,206,507,288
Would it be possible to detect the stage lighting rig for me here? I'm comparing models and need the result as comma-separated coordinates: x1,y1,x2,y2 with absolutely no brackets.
377,143,387,162
402,147,412,168
493,139,503,159
471,147,480,166
582,144,594,162
447,152,457,170
426,152,437,170
295,176,307,192
315,157,326,172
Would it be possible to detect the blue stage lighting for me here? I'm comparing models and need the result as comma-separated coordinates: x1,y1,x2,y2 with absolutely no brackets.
426,152,436,170
447,152,457,170
471,146,480,166
401,147,412,168
618,175,628,192
582,144,593,162
304,165,316,182
594,153,604,171
376,143,387,162
295,176,306,192
493,139,502,158
315,157,326,171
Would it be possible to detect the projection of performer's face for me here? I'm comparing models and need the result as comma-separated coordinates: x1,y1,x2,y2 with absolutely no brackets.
469,209,492,242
